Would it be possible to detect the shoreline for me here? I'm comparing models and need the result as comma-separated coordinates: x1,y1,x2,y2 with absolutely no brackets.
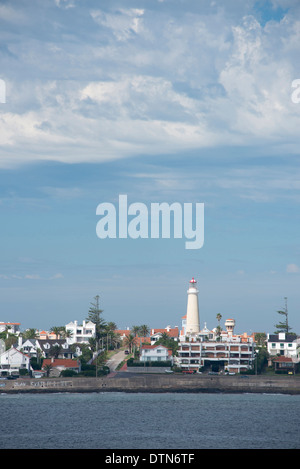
2,373,300,395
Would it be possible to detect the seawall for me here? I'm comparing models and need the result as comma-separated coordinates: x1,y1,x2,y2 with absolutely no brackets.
2,374,300,394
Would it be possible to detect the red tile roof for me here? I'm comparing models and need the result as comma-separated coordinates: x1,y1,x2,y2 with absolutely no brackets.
42,359,80,368
273,356,293,363
151,327,179,338
141,344,169,350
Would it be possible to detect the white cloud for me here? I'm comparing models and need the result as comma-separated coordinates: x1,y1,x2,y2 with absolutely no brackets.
0,2,300,168
286,263,299,273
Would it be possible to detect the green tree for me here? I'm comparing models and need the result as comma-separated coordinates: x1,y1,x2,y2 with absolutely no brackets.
50,326,63,338
86,295,106,342
124,333,137,353
216,314,222,341
254,332,267,347
139,325,150,337
156,334,178,356
49,345,62,359
131,325,141,337
274,297,295,335
255,347,269,374
60,327,73,340
22,328,38,340
43,363,52,378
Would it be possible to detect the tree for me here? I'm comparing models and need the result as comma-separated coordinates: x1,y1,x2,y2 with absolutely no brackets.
216,314,222,341
43,363,52,378
274,297,294,334
131,325,141,337
60,327,73,340
124,333,137,353
255,347,269,374
254,332,267,347
22,328,38,340
156,334,178,356
86,295,106,342
49,345,62,359
139,325,150,338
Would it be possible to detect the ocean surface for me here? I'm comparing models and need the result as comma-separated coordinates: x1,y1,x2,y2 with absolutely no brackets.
1,391,300,449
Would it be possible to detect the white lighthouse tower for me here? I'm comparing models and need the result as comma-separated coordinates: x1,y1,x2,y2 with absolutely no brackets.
185,277,200,335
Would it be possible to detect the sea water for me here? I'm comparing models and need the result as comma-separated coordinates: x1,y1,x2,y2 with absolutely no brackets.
0,392,299,449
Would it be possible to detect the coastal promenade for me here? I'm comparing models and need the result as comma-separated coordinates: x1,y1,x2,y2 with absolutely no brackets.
2,373,300,394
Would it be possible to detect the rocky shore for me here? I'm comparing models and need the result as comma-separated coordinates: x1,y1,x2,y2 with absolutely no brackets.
2,373,300,395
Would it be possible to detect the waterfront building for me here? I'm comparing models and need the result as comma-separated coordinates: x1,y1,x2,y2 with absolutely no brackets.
65,320,96,344
42,358,81,377
267,332,300,361
0,346,31,377
140,344,173,364
176,277,255,373
17,337,77,360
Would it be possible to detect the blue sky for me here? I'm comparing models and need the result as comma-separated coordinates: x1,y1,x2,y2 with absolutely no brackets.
0,0,299,335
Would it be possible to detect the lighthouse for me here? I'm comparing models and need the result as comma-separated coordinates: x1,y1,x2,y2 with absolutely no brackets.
185,277,200,335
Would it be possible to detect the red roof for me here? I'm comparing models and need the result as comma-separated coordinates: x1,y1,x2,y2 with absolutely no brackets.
115,329,132,337
141,344,169,350
273,356,293,363
42,359,80,368
151,327,179,338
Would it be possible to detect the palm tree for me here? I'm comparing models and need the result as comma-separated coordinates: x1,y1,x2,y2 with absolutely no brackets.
49,345,62,359
139,325,150,338
50,326,62,339
43,363,52,378
131,326,141,337
124,333,137,353
216,314,222,341
22,328,38,340
59,327,73,340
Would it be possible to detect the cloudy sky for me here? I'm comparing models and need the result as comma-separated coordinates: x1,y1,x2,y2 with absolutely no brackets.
0,0,299,335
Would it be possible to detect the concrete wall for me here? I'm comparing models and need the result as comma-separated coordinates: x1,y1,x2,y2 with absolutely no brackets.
2,374,300,394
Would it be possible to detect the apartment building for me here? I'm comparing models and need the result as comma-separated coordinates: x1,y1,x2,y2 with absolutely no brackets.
177,336,255,373
65,320,96,344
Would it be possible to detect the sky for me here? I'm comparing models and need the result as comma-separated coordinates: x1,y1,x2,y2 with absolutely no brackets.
0,0,299,335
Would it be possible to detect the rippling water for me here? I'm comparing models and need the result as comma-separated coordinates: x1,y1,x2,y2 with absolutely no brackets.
1,392,299,449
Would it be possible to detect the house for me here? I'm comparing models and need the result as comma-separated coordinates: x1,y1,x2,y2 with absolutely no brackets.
115,328,132,341
17,338,39,357
65,320,96,344
37,339,75,359
140,344,173,363
17,337,76,360
273,356,297,374
0,347,31,376
267,333,299,359
42,358,81,377
150,326,179,345
0,322,21,334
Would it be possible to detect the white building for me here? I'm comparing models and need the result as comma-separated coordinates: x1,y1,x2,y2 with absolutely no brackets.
65,320,96,344
0,347,31,376
267,333,299,359
140,345,172,363
177,278,255,373
0,322,21,334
